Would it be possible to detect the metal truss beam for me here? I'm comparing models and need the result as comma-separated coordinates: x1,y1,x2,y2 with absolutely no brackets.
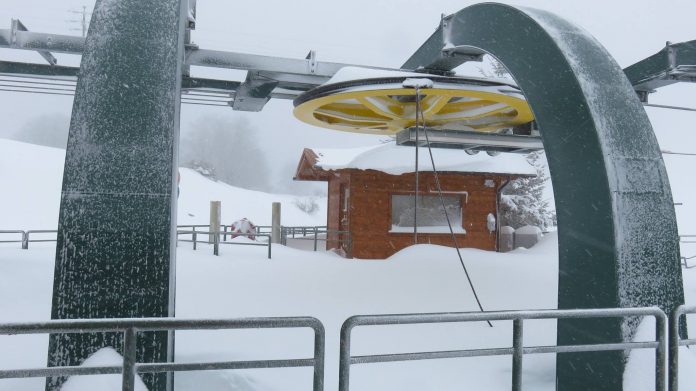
624,40,696,99
401,14,485,73
0,27,85,55
0,26,397,81
395,127,543,153
0,60,78,78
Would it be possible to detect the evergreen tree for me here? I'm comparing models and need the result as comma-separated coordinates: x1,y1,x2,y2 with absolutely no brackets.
499,151,556,230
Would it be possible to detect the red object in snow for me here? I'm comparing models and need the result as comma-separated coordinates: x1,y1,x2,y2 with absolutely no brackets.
228,218,257,240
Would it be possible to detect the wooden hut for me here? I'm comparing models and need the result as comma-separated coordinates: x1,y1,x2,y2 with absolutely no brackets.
294,143,535,259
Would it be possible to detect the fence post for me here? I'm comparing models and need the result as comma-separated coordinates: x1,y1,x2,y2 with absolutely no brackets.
122,327,137,391
272,202,281,244
210,201,221,256
223,225,228,242
268,238,272,259
313,226,318,251
192,227,197,250
21,231,28,250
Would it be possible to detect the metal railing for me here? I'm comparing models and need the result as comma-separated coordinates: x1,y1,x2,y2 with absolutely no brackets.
670,305,696,391
177,229,272,259
1,226,272,257
0,229,57,249
0,316,325,391
339,308,667,391
280,226,352,253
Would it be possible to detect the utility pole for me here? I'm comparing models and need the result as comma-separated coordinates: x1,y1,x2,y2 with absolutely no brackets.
68,6,89,37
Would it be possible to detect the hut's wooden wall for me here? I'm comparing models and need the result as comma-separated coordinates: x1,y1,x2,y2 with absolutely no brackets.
326,169,509,259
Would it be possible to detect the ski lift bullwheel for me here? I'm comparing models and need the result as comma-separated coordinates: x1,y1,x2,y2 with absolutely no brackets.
293,75,534,134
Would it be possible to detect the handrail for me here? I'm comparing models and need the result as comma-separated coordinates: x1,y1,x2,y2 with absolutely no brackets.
339,307,667,391
670,305,696,391
0,316,325,391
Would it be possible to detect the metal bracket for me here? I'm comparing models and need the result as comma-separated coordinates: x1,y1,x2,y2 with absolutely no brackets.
306,50,317,74
395,127,543,153
11,19,57,66
187,0,197,30
231,71,279,111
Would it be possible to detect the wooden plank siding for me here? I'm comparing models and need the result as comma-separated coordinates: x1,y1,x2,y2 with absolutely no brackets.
339,169,511,259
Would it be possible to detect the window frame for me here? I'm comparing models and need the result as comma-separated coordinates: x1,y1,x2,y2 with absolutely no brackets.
388,191,467,234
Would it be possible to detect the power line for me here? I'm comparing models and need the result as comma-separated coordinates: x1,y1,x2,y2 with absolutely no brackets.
67,6,90,38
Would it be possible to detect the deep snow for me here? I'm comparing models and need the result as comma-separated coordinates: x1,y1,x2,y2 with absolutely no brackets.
1,138,696,390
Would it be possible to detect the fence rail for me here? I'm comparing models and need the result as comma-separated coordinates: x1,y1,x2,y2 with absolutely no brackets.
177,229,272,259
339,307,667,391
280,226,352,253
0,316,325,391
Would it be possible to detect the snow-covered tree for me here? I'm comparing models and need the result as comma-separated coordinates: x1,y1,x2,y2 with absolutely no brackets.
499,151,555,230
180,116,271,191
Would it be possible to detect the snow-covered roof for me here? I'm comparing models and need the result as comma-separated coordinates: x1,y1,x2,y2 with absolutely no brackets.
304,142,536,176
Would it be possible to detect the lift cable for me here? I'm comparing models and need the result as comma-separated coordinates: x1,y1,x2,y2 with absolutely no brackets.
662,150,696,156
644,103,696,113
0,85,233,106
413,85,493,327
0,77,77,87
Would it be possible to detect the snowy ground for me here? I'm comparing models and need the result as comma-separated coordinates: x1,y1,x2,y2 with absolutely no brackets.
1,139,696,390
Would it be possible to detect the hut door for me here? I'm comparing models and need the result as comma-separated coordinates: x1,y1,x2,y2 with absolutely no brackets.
339,184,350,253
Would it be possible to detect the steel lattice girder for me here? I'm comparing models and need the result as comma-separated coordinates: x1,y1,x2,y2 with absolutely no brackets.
403,4,683,391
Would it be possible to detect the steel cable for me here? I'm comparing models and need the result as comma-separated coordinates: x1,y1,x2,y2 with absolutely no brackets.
414,87,493,327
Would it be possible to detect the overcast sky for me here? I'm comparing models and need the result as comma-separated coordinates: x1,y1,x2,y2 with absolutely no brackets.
0,0,694,233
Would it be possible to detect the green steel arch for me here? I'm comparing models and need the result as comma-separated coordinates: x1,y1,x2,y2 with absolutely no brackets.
48,0,186,390
403,3,684,390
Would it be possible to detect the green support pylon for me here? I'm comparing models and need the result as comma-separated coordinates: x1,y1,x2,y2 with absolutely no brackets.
403,4,684,390
47,1,186,390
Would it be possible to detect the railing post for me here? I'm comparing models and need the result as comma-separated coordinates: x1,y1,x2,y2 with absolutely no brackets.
122,327,137,391
313,226,318,251
192,227,197,250
313,323,325,391
669,309,681,391
656,312,667,391
223,225,228,242
512,318,523,391
21,231,28,250
338,322,352,391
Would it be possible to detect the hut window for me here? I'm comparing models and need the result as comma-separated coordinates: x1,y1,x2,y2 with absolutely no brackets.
390,194,465,234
